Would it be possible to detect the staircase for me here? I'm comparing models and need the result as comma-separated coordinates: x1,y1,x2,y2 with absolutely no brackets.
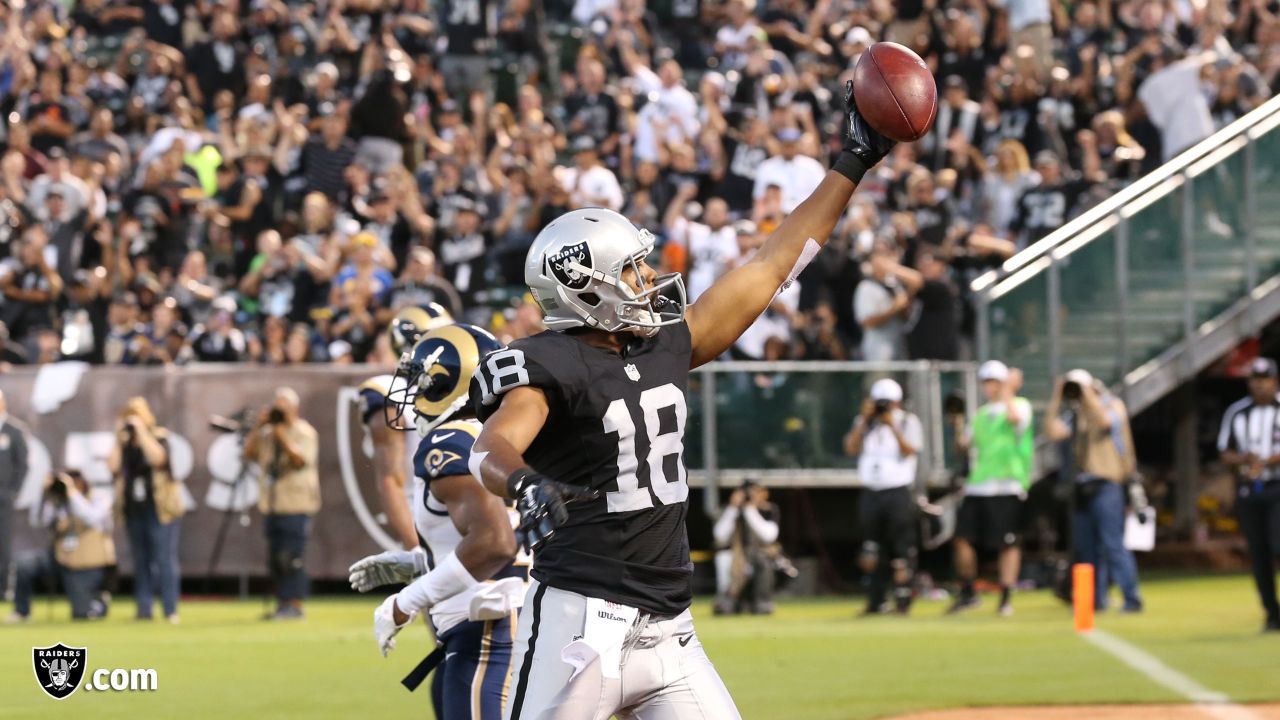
974,96,1280,414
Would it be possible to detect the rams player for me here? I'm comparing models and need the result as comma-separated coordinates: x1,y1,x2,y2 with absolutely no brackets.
468,83,895,719
357,304,453,549
349,323,527,720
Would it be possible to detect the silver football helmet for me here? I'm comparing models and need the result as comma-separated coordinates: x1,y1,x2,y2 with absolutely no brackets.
524,208,686,336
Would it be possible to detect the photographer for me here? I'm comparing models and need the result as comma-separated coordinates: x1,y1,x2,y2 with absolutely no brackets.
950,361,1033,616
1217,358,1280,633
713,481,783,616
108,397,183,623
243,387,319,621
844,379,924,615
6,471,113,622
1046,369,1143,613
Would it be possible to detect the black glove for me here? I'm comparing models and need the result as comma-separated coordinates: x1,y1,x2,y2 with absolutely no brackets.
507,469,598,553
832,80,898,184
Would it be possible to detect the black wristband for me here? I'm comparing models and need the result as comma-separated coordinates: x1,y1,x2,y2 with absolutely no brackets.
831,150,870,185
506,468,537,498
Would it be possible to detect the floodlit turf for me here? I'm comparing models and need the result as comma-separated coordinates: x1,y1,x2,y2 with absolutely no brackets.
1,574,1277,719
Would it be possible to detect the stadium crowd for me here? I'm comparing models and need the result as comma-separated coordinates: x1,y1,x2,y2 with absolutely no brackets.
0,0,1274,368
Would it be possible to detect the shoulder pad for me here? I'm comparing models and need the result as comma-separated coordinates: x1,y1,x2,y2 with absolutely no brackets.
414,421,478,480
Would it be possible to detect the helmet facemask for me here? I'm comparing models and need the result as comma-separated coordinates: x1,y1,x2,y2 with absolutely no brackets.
383,345,444,432
558,230,686,337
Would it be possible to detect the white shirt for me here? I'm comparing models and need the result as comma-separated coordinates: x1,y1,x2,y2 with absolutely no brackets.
854,278,905,362
734,280,799,359
857,409,924,490
631,67,701,164
993,0,1051,30
753,154,826,213
1138,55,1216,162
667,218,738,301
715,21,759,69
556,164,624,211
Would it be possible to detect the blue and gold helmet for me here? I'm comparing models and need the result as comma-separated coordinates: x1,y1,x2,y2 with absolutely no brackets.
387,303,454,358
385,323,502,434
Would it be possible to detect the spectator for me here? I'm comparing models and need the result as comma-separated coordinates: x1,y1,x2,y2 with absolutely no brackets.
843,379,924,615
191,296,246,362
1,233,64,342
102,292,147,365
853,242,922,362
558,136,624,212
435,199,492,309
753,128,825,215
663,185,738,302
1045,369,1143,613
6,471,113,623
298,106,358,201
108,397,184,623
906,249,960,361
382,247,463,321
1009,151,1097,247
713,481,782,616
981,140,1039,237
244,387,320,621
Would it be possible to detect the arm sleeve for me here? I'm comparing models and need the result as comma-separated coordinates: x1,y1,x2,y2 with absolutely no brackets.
741,505,779,543
1217,408,1238,453
712,506,739,546
473,338,579,422
68,489,113,532
414,429,477,480
11,429,27,491
904,414,926,452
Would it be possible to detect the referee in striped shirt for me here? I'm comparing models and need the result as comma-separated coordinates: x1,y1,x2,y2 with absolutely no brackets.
1218,357,1280,633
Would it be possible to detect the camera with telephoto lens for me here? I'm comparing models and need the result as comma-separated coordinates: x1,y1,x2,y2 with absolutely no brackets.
268,408,286,425
874,399,892,415
1062,381,1083,402
46,474,68,503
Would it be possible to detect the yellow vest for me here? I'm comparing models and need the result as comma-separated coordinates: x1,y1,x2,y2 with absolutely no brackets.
54,508,116,570
253,421,321,515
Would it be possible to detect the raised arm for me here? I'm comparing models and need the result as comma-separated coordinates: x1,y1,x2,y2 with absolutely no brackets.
685,83,896,367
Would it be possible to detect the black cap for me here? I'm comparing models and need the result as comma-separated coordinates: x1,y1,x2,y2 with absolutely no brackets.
1249,357,1278,378
943,75,967,90
112,291,139,307
46,147,66,160
570,135,597,153
439,99,460,114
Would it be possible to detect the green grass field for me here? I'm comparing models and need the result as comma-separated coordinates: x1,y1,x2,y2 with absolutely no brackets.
2,574,1277,720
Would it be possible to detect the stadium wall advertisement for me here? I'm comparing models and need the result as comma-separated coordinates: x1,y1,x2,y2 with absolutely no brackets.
1,364,406,580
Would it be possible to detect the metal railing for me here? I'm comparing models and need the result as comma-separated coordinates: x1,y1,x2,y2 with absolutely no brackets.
688,360,977,516
973,95,1280,414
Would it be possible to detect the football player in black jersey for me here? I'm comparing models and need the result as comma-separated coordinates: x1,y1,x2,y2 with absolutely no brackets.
470,84,897,720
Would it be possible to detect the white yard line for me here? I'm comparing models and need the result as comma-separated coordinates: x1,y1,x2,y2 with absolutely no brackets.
1083,629,1260,720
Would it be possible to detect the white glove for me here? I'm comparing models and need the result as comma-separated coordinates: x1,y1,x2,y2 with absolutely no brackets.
349,548,428,592
373,594,415,657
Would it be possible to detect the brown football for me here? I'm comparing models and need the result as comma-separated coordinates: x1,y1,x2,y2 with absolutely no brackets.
852,42,938,143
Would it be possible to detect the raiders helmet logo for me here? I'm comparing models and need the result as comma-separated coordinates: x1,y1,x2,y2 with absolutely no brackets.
546,241,593,290
33,643,87,700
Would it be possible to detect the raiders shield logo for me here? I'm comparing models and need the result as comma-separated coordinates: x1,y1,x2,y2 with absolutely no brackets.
33,643,87,700
546,241,593,290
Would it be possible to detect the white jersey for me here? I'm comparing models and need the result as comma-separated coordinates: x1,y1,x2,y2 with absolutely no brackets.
412,418,529,634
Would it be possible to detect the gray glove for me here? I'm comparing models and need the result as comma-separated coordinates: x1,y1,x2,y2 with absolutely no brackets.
348,548,428,592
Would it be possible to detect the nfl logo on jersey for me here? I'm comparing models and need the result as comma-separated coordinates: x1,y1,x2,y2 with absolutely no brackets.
624,363,641,382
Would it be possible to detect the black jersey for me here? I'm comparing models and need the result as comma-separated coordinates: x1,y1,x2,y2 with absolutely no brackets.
473,323,694,615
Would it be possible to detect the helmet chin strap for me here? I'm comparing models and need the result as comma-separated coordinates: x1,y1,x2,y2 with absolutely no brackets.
564,258,665,336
